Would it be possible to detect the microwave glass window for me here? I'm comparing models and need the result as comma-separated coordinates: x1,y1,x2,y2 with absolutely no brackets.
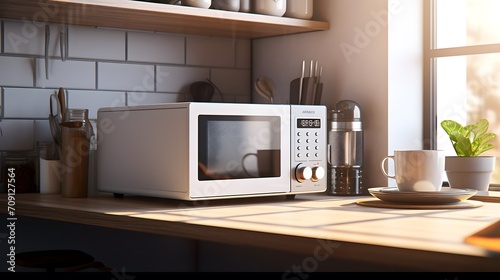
198,115,281,180
297,118,321,129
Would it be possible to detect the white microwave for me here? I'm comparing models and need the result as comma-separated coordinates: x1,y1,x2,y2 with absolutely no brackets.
96,102,327,201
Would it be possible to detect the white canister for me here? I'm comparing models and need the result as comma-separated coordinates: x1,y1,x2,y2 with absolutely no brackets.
181,0,212,9
239,0,250,12
212,0,240,11
39,158,61,194
284,0,313,19
253,0,287,17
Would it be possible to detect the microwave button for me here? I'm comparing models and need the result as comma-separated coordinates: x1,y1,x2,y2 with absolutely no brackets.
295,165,312,183
311,166,325,182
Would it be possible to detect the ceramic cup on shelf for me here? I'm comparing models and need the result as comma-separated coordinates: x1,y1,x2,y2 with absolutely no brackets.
181,0,212,8
239,0,250,12
253,0,287,17
380,150,445,192
284,0,313,19
212,0,240,11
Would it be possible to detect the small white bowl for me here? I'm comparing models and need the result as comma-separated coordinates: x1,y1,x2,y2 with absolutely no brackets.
212,0,240,11
284,0,313,19
181,0,212,9
253,0,287,17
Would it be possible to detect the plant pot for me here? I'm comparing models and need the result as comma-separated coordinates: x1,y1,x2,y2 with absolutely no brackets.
444,156,495,191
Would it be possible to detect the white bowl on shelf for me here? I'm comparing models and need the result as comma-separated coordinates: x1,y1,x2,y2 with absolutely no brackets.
284,0,313,19
253,0,287,17
181,0,212,8
212,0,240,11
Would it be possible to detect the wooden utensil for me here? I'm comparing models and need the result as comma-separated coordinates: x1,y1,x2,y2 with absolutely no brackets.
58,87,66,120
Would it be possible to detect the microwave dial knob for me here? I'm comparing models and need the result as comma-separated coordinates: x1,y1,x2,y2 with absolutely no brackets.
311,166,325,182
295,165,312,183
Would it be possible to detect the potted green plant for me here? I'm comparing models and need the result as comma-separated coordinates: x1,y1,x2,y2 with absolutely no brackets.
441,118,497,191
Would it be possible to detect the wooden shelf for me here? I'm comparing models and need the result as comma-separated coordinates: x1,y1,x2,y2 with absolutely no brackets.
0,0,330,39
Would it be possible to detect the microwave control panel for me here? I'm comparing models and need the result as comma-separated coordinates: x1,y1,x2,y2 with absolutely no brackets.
290,105,327,192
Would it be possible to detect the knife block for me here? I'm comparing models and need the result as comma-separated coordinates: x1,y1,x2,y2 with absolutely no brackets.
289,77,323,105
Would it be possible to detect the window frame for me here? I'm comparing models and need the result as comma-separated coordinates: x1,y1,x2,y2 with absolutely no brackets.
423,0,500,150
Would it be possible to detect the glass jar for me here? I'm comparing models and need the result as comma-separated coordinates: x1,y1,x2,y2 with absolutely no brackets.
60,108,93,198
2,151,37,193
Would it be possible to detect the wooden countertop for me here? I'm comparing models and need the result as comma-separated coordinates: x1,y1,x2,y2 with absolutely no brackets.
1,192,500,271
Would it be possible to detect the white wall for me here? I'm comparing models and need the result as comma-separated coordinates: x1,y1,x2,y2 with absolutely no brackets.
388,0,424,186
253,0,424,188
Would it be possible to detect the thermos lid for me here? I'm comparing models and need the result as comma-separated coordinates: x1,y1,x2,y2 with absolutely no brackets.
330,100,362,122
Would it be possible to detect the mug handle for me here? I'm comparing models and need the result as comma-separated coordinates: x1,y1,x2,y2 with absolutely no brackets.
242,153,258,177
380,156,395,179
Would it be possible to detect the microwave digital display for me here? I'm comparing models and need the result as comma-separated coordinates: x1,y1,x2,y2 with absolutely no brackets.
297,118,321,129
198,115,281,181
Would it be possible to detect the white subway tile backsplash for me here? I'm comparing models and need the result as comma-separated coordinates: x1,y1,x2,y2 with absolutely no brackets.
0,56,35,87
35,58,96,89
0,19,251,152
156,66,210,93
127,92,183,106
186,36,235,67
66,90,126,119
211,69,251,97
68,26,126,61
128,31,185,64
98,62,155,91
3,22,61,57
34,119,54,144
3,88,55,118
0,120,35,150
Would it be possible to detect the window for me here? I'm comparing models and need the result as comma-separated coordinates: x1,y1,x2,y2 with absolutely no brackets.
425,0,500,186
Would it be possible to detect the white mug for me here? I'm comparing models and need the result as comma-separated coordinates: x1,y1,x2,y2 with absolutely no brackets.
242,149,280,177
380,150,445,192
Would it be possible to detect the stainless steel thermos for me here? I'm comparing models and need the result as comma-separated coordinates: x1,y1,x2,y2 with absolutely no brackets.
327,100,364,195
